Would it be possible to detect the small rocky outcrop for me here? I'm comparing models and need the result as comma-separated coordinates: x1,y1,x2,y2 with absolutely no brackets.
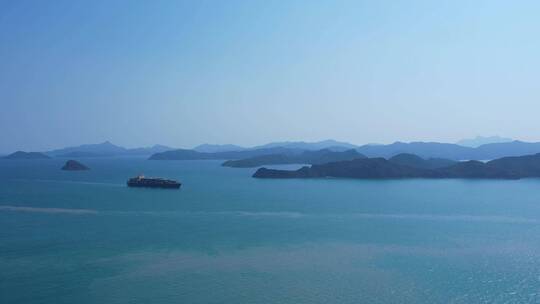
61,160,89,171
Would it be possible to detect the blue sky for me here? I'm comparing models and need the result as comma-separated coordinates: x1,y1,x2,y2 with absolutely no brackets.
1,0,539,152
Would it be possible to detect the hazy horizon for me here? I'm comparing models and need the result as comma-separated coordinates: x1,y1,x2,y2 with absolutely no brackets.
2,1,540,152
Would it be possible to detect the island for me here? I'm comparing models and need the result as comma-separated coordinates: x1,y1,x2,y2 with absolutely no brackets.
3,151,50,159
149,147,302,160
222,149,366,168
253,153,540,180
61,160,90,171
387,153,457,169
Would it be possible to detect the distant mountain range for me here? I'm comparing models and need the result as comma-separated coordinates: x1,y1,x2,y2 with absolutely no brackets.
152,140,540,162
456,136,513,148
2,142,174,159
6,138,540,162
354,141,540,160
194,137,516,154
3,151,50,160
193,144,246,153
193,140,357,153
149,147,304,160
46,141,173,157
250,140,358,151
253,153,540,180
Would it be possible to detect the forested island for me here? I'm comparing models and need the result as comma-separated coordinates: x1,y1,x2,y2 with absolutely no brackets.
222,149,365,167
253,153,540,180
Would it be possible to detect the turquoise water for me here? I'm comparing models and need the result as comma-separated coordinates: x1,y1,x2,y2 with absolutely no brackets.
2,157,540,303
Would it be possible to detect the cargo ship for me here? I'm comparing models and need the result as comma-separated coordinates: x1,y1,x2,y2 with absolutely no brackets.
127,175,181,189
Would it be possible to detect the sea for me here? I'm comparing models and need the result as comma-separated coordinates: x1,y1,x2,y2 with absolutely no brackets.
2,157,540,303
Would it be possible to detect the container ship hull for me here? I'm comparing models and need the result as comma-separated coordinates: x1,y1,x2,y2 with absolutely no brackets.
127,176,181,189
